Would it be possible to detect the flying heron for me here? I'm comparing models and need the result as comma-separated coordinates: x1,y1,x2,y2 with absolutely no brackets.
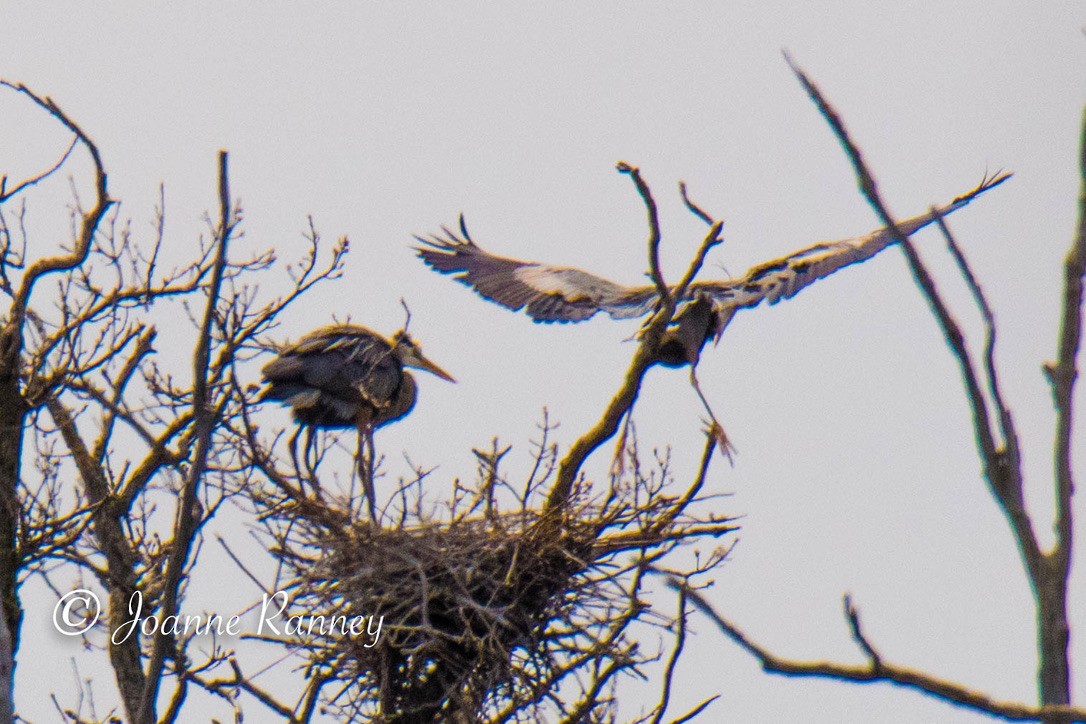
415,173,1008,452
260,323,455,520
415,173,1010,360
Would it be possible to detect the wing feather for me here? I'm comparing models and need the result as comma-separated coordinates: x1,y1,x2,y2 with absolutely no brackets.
697,171,1012,326
259,325,404,427
416,172,1009,332
415,217,654,323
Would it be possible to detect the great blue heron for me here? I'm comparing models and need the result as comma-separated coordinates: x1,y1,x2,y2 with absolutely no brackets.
260,323,455,520
415,173,1010,360
416,173,1008,454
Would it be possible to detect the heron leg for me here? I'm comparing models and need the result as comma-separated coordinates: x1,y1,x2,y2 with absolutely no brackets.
356,425,378,523
609,409,635,479
689,366,736,462
366,433,377,517
289,427,302,478
304,426,320,486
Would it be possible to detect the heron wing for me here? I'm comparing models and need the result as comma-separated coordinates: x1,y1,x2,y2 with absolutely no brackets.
417,172,1008,333
694,171,1011,332
415,217,656,323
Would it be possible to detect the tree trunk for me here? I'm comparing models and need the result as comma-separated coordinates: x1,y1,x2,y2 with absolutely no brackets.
0,326,26,715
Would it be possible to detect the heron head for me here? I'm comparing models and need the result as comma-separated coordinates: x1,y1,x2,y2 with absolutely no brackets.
391,331,456,382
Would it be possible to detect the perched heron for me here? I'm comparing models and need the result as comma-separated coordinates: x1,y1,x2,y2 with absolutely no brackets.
415,173,1010,357
260,324,455,520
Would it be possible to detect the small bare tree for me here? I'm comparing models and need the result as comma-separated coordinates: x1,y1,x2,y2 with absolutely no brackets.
667,56,1086,724
0,81,348,722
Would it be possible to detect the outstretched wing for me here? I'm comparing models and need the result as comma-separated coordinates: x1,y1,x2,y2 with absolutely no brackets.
417,171,1010,329
695,171,1012,328
415,217,657,323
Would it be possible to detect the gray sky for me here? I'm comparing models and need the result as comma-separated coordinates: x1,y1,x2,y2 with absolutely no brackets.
2,2,1084,721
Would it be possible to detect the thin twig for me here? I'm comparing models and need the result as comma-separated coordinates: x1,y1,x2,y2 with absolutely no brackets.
678,181,716,227
932,209,1020,465
650,584,689,724
0,133,78,204
673,220,724,304
667,695,720,724
843,595,881,670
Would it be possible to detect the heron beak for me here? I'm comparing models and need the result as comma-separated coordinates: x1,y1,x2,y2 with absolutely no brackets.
413,354,456,383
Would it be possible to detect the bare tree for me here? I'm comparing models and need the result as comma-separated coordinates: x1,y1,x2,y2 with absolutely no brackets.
664,57,1086,724
204,163,741,722
1,80,737,722
0,81,348,722
3,56,1074,723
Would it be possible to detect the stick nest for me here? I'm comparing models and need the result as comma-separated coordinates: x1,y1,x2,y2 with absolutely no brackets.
253,427,735,722
289,511,595,721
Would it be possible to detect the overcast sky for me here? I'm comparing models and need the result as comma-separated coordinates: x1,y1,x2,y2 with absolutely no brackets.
2,3,1084,722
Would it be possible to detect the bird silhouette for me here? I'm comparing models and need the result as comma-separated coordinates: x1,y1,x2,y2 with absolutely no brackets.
260,323,454,520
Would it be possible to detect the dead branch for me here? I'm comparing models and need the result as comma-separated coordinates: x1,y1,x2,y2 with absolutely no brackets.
545,163,721,518
1,81,113,324
137,150,237,723
676,579,1086,722
617,161,669,305
781,52,1076,719
649,583,690,724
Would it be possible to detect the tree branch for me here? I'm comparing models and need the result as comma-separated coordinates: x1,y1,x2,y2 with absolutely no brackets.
0,133,78,204
1,81,113,323
45,396,146,719
138,151,235,723
676,580,1086,722
1045,101,1086,595
650,583,690,724
785,51,1072,714
617,161,669,305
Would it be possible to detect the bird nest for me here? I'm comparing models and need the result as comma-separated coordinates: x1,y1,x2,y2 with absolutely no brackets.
252,427,736,723
280,511,596,722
